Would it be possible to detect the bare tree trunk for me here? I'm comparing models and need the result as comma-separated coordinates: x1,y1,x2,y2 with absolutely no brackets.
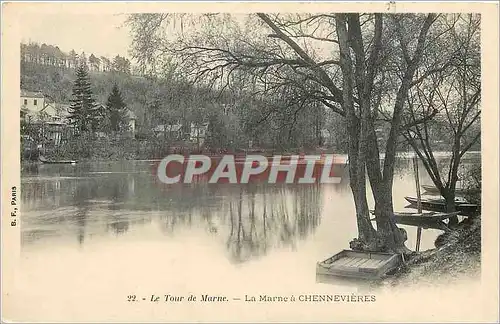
347,116,377,245
336,13,410,252
445,141,462,226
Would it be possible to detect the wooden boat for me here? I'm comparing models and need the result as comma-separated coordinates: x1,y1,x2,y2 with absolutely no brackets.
316,250,402,280
370,210,460,230
404,196,480,216
39,155,77,165
421,184,470,195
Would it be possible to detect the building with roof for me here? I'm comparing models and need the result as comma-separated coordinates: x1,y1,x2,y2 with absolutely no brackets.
21,90,47,119
189,122,209,147
21,89,137,136
153,123,184,139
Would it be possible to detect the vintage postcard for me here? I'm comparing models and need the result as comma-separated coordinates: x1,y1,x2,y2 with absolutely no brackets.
1,1,499,322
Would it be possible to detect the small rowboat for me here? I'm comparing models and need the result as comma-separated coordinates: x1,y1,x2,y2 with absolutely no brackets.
39,155,77,165
404,196,480,216
370,210,460,230
421,184,470,195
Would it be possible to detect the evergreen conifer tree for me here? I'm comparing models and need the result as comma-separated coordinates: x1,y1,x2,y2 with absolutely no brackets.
68,63,98,133
106,84,129,132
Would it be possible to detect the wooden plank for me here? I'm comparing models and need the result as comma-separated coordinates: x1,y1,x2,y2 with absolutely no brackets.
378,255,401,274
341,257,359,267
344,250,372,259
351,258,367,267
369,253,392,261
322,258,336,266
353,258,367,267
356,258,371,267
362,259,379,269
332,254,391,268
358,258,374,268
331,257,351,266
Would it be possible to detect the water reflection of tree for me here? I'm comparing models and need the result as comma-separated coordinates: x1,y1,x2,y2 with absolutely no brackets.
296,184,322,238
392,156,414,180
391,154,481,188
73,182,90,245
225,184,323,263
108,218,129,235
155,182,249,236
23,163,332,251
106,175,131,235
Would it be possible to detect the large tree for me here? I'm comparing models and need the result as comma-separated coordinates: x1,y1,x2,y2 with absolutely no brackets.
100,56,112,72
89,54,101,72
127,13,462,252
68,49,78,69
112,55,132,74
105,84,130,132
68,63,99,133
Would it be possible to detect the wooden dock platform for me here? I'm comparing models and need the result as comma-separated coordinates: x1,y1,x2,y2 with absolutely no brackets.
316,250,402,280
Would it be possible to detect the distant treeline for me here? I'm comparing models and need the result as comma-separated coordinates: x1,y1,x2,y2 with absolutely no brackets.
21,42,132,74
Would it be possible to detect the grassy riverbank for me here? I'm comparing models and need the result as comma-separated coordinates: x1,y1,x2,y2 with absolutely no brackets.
383,216,481,286
27,137,343,163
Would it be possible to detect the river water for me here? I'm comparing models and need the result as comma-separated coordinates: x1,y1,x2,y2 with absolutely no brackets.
13,153,481,322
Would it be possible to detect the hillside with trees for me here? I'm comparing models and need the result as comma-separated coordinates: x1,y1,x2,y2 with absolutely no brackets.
20,42,331,153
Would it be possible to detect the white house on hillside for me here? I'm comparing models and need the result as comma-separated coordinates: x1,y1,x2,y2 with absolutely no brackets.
21,90,54,121
21,90,67,146
21,89,67,123
21,90,45,114
21,90,137,146
21,90,137,139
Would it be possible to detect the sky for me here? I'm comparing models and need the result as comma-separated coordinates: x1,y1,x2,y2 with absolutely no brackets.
19,13,133,60
17,11,334,66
